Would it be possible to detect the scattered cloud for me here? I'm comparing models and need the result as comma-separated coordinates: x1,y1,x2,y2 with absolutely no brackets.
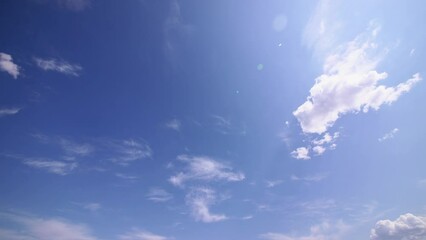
169,155,245,187
259,220,350,240
165,119,181,131
23,159,77,175
378,128,399,142
185,188,227,223
34,57,82,76
410,48,416,57
0,212,97,240
0,52,20,79
37,0,91,11
59,138,94,156
0,107,21,117
294,23,421,135
312,145,326,155
146,188,173,202
370,213,426,240
272,14,288,32
291,147,310,160
291,173,328,182
118,229,171,240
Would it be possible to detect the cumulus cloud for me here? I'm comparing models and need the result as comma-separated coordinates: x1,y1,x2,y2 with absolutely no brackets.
259,220,349,240
0,107,21,117
291,147,310,160
370,213,426,240
169,155,245,186
23,159,77,175
0,52,20,79
185,188,227,223
0,213,97,240
378,128,399,142
146,188,173,202
165,119,181,131
294,23,421,135
118,229,170,240
34,57,82,76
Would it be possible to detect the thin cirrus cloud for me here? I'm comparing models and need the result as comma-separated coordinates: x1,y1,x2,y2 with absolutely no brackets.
118,229,171,240
0,52,20,79
23,158,78,175
0,107,21,117
0,212,97,240
370,213,426,240
34,57,82,76
107,139,152,166
146,188,173,202
294,23,421,135
291,173,328,183
169,155,245,187
165,118,181,131
185,187,227,223
259,220,349,240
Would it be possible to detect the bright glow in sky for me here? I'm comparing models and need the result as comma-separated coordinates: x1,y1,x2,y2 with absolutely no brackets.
1,0,426,239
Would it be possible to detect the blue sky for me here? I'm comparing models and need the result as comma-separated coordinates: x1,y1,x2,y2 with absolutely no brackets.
1,0,426,239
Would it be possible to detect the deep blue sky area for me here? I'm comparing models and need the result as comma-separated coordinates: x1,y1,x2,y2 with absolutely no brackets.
1,1,426,240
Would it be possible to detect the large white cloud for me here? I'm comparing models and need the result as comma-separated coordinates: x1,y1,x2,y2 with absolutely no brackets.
370,213,426,240
169,155,244,186
294,24,421,135
0,52,20,79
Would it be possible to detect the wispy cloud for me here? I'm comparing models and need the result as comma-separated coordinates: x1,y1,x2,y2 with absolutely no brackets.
165,119,181,131
294,23,421,135
291,173,328,182
0,212,97,240
185,187,227,223
146,188,173,202
118,229,171,240
59,138,94,156
259,220,350,240
23,158,78,175
34,57,82,76
115,173,139,180
169,155,244,187
378,128,399,142
83,203,101,212
0,52,19,79
107,139,152,166
0,107,21,117
38,0,91,11
370,213,426,240
265,180,283,188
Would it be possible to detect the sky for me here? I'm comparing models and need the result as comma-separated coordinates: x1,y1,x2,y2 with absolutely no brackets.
0,0,426,239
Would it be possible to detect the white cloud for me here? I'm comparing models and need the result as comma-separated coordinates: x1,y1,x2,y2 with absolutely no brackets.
108,139,152,166
165,119,181,131
291,173,328,182
0,213,97,240
169,155,244,186
378,128,399,142
185,188,227,223
0,107,21,117
34,57,82,76
118,229,170,240
259,220,349,240
146,188,173,202
291,147,310,160
370,213,426,240
59,138,93,156
410,48,416,57
0,52,20,79
294,24,421,135
312,145,326,155
23,159,77,175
